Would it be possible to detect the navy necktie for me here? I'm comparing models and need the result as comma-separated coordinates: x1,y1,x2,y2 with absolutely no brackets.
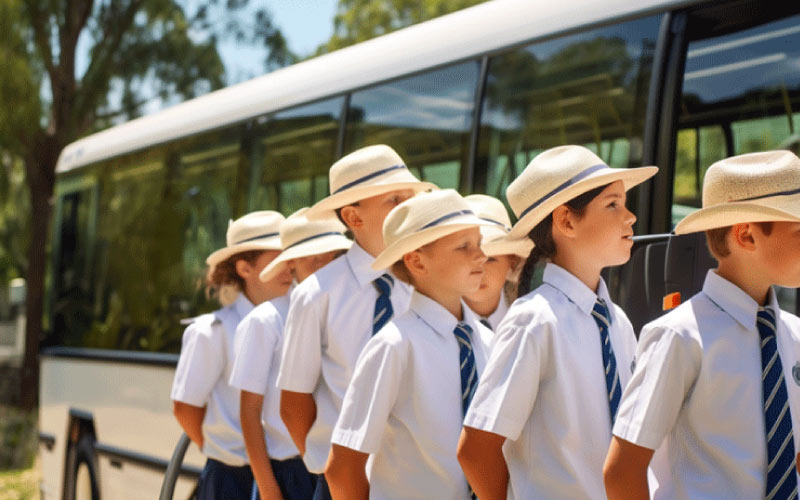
591,298,622,424
372,274,394,335
454,323,479,417
757,306,798,499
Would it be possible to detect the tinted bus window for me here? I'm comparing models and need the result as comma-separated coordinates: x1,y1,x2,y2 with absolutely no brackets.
344,62,481,190
674,14,800,225
477,15,661,215
251,98,344,214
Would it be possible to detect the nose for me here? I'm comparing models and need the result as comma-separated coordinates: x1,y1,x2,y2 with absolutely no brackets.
474,247,488,266
624,206,636,226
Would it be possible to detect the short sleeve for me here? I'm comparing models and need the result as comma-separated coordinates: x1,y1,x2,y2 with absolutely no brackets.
276,284,325,393
330,332,406,454
464,317,545,440
170,319,225,407
229,313,280,395
613,324,702,449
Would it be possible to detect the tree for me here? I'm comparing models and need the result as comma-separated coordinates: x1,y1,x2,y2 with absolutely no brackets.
317,0,487,54
0,0,291,411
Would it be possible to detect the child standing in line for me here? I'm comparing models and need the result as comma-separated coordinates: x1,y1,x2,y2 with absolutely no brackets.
171,211,290,500
276,145,435,500
463,194,532,330
230,209,352,500
456,145,657,500
324,189,494,500
604,151,800,500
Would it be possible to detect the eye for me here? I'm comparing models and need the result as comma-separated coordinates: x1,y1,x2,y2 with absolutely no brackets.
608,201,619,209
487,256,497,263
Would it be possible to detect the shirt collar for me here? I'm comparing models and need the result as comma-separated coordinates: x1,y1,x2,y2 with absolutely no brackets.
411,291,469,338
702,270,780,330
233,292,255,321
542,262,614,322
486,288,509,326
345,241,385,287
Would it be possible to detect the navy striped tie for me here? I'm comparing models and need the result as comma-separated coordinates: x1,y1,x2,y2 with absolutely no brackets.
591,298,622,424
454,323,479,417
757,307,798,500
372,274,394,335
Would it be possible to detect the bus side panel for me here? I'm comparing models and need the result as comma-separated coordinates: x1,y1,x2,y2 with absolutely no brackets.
40,355,204,499
38,394,68,500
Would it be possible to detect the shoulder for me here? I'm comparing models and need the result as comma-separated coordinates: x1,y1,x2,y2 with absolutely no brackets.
308,253,352,291
500,286,561,334
611,302,634,332
182,312,219,340
238,301,282,333
638,298,704,351
779,308,800,338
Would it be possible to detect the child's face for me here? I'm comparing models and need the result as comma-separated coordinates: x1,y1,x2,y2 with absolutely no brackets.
289,250,341,283
753,221,800,288
240,250,292,304
417,227,487,296
568,180,636,268
464,254,516,307
351,189,415,251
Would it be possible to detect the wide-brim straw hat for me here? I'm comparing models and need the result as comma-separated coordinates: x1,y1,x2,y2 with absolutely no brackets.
506,145,658,239
305,144,437,219
206,211,285,272
259,208,352,282
372,189,496,270
465,194,533,259
674,150,800,234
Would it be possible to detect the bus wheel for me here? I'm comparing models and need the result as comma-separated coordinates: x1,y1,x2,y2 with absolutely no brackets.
65,434,100,500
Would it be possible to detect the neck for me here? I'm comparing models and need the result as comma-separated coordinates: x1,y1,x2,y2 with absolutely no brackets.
716,258,771,306
353,233,384,258
414,281,463,321
551,252,602,293
464,289,501,317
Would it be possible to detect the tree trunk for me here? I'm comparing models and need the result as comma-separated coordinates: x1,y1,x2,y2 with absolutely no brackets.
19,138,58,411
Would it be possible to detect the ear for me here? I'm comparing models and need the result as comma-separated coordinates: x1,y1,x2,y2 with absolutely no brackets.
340,205,363,231
551,205,576,239
730,223,756,251
403,250,427,279
235,258,254,280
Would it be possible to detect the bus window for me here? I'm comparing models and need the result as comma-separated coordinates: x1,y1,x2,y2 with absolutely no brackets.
476,15,662,217
251,98,343,214
674,13,800,226
344,61,480,191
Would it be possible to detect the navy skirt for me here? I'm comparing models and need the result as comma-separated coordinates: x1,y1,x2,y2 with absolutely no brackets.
196,458,254,500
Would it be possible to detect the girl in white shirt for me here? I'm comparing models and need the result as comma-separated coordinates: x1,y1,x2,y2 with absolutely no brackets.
456,145,657,500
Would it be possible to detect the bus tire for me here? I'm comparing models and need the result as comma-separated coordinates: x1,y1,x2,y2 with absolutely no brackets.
64,434,100,500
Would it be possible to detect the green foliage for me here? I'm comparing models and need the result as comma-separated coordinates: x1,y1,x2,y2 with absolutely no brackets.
0,406,37,471
317,0,488,55
0,157,29,284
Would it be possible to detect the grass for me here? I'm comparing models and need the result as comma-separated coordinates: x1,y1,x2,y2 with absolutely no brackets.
0,459,39,500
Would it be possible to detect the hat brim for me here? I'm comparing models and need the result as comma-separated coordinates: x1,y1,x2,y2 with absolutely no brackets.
372,215,495,270
508,166,658,239
482,236,534,259
206,236,283,270
259,234,353,282
673,194,800,234
305,170,438,220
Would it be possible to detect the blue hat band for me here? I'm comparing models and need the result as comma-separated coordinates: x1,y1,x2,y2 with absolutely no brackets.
738,185,800,202
235,232,279,245
284,231,345,250
517,164,608,220
419,209,475,230
332,164,408,194
480,217,510,232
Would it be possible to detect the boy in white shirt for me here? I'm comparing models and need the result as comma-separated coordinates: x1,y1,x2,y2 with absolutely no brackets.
604,151,800,500
171,211,289,500
324,189,494,500
230,209,352,500
276,144,434,500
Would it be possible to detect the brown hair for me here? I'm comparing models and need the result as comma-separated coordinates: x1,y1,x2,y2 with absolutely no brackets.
517,184,609,297
705,222,774,260
205,250,264,294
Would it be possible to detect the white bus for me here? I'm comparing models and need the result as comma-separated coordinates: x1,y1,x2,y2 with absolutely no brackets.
39,0,800,498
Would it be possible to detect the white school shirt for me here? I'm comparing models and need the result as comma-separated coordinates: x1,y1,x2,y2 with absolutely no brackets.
613,270,800,500
171,293,254,466
483,288,510,331
331,291,492,500
464,263,637,500
276,242,413,473
229,293,299,461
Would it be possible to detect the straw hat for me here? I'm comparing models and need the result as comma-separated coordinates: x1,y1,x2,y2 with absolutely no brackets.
506,145,658,239
372,189,495,270
674,150,800,234
465,194,533,259
259,208,353,282
305,144,437,219
206,211,284,272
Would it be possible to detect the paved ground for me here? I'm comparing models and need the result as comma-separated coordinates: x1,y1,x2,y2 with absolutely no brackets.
0,459,39,500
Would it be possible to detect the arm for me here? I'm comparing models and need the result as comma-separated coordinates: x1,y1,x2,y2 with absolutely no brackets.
280,390,316,456
457,426,508,500
241,390,284,500
172,401,205,449
325,444,369,500
603,436,655,500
